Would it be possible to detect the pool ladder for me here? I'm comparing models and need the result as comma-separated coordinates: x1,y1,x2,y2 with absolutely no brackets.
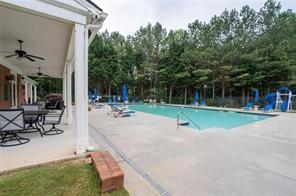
177,111,201,130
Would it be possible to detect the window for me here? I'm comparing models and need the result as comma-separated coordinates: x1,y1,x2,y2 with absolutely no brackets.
4,83,9,101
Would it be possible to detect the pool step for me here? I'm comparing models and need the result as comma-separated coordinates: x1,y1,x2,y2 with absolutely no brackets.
178,121,190,126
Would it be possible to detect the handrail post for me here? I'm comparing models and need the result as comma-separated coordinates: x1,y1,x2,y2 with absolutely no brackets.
177,110,201,130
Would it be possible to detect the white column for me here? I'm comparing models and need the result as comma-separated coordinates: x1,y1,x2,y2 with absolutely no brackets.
30,84,33,104
34,85,37,102
63,72,67,103
66,63,73,125
62,68,67,125
74,23,87,154
25,81,28,103
84,24,89,150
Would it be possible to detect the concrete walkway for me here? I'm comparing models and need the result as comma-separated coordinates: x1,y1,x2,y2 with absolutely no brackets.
89,106,296,196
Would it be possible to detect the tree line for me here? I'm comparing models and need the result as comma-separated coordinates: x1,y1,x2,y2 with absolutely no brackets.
88,0,296,105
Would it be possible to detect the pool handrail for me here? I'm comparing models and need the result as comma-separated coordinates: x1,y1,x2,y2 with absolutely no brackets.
177,111,201,130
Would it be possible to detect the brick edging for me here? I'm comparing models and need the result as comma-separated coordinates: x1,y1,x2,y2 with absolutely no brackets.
90,151,124,193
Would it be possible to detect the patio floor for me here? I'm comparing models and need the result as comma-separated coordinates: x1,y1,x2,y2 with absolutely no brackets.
0,117,75,172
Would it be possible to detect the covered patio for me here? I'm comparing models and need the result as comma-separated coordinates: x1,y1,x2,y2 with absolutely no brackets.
0,0,107,166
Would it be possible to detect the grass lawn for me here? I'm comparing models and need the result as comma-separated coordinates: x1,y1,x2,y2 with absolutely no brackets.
0,160,129,196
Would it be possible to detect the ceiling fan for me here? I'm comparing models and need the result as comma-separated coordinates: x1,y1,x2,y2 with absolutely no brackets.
1,40,45,62
29,67,49,78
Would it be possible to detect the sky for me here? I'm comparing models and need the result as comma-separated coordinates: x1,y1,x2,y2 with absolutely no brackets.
94,0,296,36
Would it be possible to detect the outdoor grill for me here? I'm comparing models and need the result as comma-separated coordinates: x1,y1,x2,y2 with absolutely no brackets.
44,93,64,110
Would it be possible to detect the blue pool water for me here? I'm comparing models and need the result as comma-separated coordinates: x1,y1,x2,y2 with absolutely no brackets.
129,104,271,130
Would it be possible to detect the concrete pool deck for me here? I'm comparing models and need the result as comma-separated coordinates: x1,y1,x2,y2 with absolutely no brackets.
89,105,296,196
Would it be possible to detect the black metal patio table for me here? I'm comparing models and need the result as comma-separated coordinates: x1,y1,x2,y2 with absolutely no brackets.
24,110,48,136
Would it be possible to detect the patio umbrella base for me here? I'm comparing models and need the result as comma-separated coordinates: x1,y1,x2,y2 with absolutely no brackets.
43,126,64,136
0,133,30,147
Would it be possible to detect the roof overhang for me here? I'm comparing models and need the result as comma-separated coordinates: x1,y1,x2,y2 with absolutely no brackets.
0,0,107,78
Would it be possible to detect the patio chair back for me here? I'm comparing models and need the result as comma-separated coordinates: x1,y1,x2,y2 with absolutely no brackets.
22,104,40,111
0,109,25,132
43,106,66,135
22,104,40,122
44,105,66,124
56,105,66,123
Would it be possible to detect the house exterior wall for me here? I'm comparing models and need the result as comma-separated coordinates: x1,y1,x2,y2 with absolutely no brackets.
0,64,11,108
0,64,35,108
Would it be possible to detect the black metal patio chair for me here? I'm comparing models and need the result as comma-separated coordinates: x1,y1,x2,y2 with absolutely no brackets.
0,109,29,147
22,104,43,137
43,106,65,135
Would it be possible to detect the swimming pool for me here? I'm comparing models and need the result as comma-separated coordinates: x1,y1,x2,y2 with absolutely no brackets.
129,104,271,130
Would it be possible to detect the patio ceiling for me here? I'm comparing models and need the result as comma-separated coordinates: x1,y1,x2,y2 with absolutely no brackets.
0,5,73,78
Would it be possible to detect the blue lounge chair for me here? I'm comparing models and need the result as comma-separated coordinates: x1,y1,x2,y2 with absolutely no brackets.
263,104,273,112
280,101,288,112
191,101,198,107
117,107,135,114
200,101,206,107
243,102,253,110
112,106,135,118
110,104,135,114
95,103,105,109
108,97,112,105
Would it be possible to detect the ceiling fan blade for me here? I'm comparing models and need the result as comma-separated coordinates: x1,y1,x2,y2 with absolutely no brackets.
5,53,18,58
27,54,44,60
25,56,35,62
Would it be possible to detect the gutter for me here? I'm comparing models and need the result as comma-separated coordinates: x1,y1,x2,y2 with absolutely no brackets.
37,0,90,16
38,0,107,19
75,0,107,16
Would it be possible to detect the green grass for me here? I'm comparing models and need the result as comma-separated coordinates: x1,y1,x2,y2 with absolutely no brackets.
0,161,129,196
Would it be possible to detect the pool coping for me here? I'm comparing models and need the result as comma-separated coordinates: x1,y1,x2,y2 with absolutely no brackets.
128,103,279,131
133,103,279,117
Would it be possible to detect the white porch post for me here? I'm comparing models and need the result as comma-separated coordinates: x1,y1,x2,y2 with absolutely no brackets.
62,71,67,124
25,81,28,103
84,24,89,150
63,72,67,103
30,83,33,104
66,62,73,125
34,85,37,102
74,23,88,154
